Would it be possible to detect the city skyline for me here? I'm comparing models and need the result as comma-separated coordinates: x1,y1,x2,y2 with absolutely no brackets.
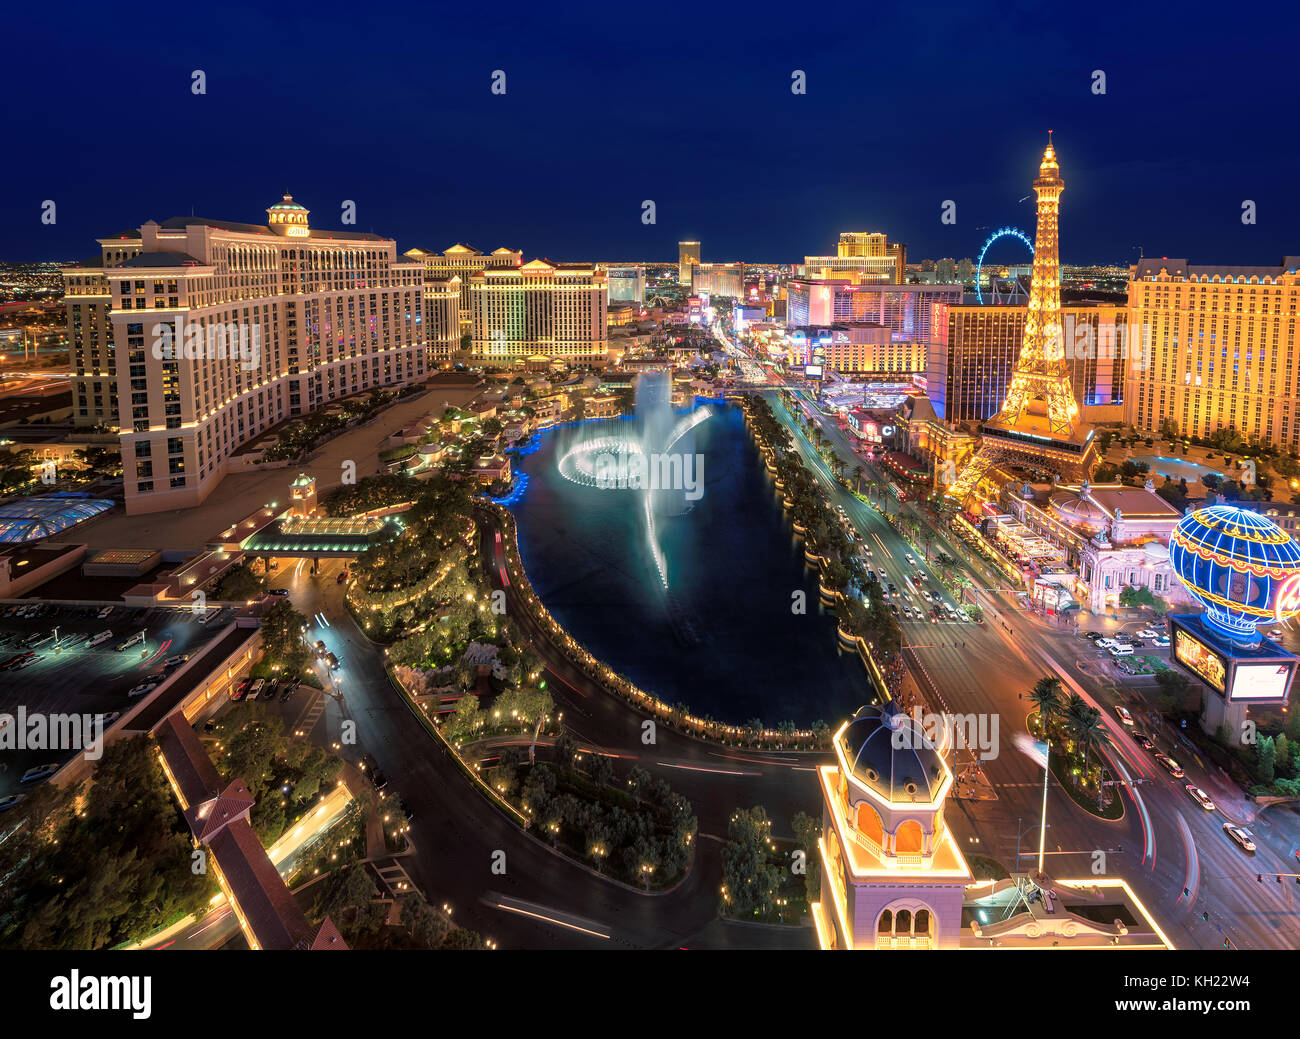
2,0,1300,990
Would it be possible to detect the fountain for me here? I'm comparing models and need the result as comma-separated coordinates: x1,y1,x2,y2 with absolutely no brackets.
556,371,712,591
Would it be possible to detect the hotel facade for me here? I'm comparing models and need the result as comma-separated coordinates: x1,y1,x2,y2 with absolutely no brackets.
64,196,426,515
786,280,962,345
1124,257,1300,452
929,302,1128,426
468,259,609,367
404,243,523,333
798,231,906,284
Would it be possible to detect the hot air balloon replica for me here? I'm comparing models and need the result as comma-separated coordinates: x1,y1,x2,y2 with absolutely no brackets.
1166,504,1300,738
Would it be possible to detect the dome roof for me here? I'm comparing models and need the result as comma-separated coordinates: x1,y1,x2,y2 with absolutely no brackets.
836,701,945,803
268,194,308,213
1144,539,1170,564
1049,490,1106,530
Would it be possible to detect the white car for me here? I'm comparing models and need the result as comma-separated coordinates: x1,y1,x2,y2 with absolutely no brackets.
1096,638,1117,650
1107,644,1134,657
1223,824,1255,853
97,606,114,619
1185,785,1216,811
127,681,158,698
1153,635,1171,647
1137,628,1160,639
1114,705,1134,726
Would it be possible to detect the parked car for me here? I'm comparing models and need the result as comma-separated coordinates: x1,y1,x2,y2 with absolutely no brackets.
1185,785,1216,811
1223,823,1256,853
232,678,253,702
0,793,26,812
1107,644,1134,657
1082,631,1104,641
336,570,348,584
87,630,114,648
163,653,190,669
20,763,60,783
268,588,290,597
1137,628,1160,639
1154,753,1185,778
127,681,158,698
248,678,266,699
97,606,114,619
1153,636,1171,647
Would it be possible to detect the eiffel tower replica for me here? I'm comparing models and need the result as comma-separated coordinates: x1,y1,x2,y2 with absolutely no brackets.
947,134,1097,503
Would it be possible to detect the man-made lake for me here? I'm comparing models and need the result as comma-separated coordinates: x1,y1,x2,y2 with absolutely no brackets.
509,401,871,727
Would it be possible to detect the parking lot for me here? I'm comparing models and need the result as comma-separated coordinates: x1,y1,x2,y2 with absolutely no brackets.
0,602,235,796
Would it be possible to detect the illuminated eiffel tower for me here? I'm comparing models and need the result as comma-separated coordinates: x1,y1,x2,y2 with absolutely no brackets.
947,133,1097,503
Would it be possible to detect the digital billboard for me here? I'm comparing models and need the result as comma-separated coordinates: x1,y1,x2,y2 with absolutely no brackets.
804,365,824,381
1230,662,1295,702
1173,626,1227,693
1169,613,1297,705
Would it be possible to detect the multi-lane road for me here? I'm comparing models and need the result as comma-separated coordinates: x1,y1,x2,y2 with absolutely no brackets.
760,375,1300,950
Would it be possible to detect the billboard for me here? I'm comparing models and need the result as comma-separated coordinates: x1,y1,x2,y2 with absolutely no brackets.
1173,627,1227,693
804,364,824,381
1169,613,1297,705
1230,662,1293,702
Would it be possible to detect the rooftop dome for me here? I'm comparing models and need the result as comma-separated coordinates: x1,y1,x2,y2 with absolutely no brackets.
1049,490,1106,531
267,194,308,213
836,701,945,804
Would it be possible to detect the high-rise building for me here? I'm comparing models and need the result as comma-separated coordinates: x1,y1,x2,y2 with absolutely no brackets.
949,136,1096,500
689,262,744,299
929,302,1127,424
786,280,961,343
786,323,924,375
64,196,426,515
1124,257,1300,451
468,259,608,367
606,265,645,303
423,277,462,367
799,232,906,284
404,244,523,332
678,241,701,285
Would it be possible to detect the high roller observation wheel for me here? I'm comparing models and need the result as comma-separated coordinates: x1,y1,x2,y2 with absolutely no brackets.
975,227,1034,304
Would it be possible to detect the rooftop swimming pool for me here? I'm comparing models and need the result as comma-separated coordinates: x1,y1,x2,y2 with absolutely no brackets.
1128,454,1224,484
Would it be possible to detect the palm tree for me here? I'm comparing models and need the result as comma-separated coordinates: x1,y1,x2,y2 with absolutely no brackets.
852,464,864,493
1064,696,1109,791
1028,677,1065,738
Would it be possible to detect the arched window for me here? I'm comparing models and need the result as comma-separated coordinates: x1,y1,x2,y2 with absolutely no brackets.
877,910,893,935
895,909,912,934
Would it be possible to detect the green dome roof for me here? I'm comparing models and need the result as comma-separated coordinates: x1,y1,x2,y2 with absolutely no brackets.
268,194,308,212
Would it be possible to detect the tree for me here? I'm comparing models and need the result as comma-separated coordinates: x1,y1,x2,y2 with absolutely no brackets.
720,806,781,917
1028,676,1065,738
259,598,311,675
1257,735,1276,785
400,891,451,949
213,563,265,602
440,928,486,950
791,811,821,903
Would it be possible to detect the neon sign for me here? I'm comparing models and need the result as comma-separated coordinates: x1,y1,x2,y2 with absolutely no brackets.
1275,573,1300,623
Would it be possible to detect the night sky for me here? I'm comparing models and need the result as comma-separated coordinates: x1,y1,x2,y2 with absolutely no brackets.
5,1,1299,266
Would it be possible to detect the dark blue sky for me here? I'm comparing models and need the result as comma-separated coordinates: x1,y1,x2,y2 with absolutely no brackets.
5,1,1298,266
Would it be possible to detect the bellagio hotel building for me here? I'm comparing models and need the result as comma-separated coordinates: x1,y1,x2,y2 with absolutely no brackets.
62,196,425,515
1125,256,1300,452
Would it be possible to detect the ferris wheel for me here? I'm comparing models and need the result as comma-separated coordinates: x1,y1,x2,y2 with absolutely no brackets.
975,226,1034,305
